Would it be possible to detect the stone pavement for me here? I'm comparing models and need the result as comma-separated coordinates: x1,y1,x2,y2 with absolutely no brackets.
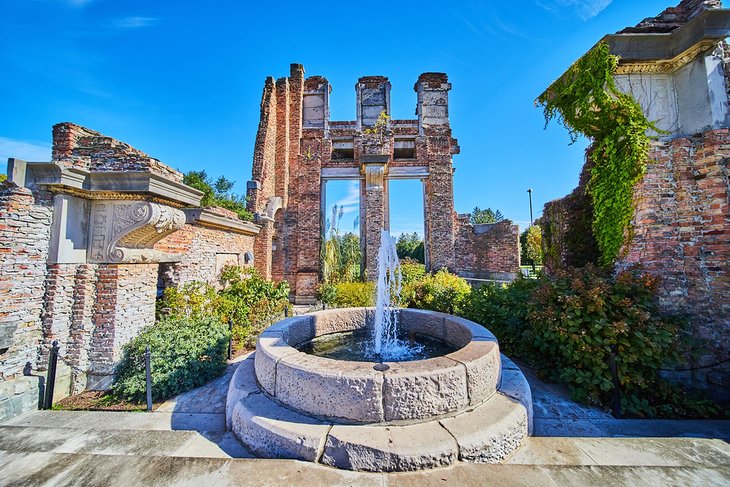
1,353,729,486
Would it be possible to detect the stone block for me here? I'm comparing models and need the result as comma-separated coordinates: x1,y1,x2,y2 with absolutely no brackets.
399,309,444,339
264,316,314,347
447,340,500,406
225,356,259,431
322,421,458,472
254,334,298,396
312,308,368,335
230,392,330,462
445,316,497,346
499,365,534,435
382,357,468,421
439,393,529,463
275,353,384,423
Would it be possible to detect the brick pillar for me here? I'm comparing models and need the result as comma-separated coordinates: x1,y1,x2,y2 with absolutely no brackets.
254,218,274,280
88,263,157,390
363,161,387,280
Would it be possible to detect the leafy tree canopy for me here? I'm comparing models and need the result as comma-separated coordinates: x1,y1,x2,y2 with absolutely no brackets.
470,207,505,224
396,232,424,264
183,170,253,221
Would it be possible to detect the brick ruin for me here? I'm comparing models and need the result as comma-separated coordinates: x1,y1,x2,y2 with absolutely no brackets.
246,66,520,303
541,0,730,400
0,123,259,419
0,68,521,419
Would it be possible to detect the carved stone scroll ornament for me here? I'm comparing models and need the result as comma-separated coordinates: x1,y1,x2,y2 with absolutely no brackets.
88,201,186,263
364,164,387,190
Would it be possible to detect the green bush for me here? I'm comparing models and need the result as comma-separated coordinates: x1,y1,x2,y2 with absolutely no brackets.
332,281,375,307
316,282,338,307
157,281,224,321
218,266,290,349
113,316,229,402
464,266,723,418
463,276,539,354
403,269,471,314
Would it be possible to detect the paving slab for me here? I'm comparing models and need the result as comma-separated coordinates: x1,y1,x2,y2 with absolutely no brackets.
536,464,730,487
570,437,730,467
506,437,597,466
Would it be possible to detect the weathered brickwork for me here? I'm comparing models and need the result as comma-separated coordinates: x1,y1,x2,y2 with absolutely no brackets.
247,67,516,301
155,214,257,287
617,132,730,397
52,122,183,183
453,216,521,279
0,183,52,381
619,0,721,33
87,264,157,390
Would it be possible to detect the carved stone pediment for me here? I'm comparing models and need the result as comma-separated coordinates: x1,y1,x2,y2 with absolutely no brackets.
88,201,185,263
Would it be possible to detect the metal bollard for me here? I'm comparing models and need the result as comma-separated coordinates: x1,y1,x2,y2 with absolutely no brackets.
43,341,60,410
284,306,289,318
145,346,153,412
609,345,622,419
228,322,233,360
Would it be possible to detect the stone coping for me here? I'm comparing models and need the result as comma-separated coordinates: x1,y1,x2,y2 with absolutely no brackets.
184,208,260,235
254,308,501,424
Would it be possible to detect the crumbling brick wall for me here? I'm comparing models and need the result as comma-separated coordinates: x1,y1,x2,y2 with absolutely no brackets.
453,216,520,279
52,122,183,183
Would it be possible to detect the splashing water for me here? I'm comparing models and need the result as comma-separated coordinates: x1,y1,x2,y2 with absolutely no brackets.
371,230,423,361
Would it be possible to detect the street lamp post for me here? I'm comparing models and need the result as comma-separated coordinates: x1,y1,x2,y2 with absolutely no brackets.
527,189,535,275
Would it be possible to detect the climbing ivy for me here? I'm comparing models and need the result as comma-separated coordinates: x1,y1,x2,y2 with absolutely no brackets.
536,42,657,266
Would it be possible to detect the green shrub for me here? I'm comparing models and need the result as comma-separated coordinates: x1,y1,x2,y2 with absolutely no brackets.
316,282,338,307
332,281,375,307
157,281,224,321
463,277,539,354
399,258,426,284
464,266,723,418
113,316,229,402
403,269,471,314
218,266,290,348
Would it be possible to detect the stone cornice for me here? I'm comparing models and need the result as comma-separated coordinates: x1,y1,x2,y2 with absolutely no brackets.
21,162,203,207
185,208,261,235
604,9,730,74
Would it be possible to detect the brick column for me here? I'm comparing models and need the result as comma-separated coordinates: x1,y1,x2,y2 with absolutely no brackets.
363,160,388,280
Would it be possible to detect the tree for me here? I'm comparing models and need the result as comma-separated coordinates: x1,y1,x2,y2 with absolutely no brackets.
396,232,425,264
521,225,543,270
183,171,253,221
470,207,504,224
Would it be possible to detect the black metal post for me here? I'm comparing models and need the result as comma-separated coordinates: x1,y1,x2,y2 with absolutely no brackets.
284,306,289,318
43,341,59,410
609,345,622,419
228,322,233,360
145,346,153,412
527,189,534,226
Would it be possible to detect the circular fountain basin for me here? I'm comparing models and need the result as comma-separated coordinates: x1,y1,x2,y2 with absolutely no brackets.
228,307,533,472
254,307,502,423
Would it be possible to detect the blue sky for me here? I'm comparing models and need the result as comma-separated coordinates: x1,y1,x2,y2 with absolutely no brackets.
1,0,673,236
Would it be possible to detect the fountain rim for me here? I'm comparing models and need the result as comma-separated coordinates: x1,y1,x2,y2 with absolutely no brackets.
254,307,502,424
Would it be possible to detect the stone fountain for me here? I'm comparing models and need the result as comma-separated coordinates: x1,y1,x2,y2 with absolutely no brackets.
226,232,533,472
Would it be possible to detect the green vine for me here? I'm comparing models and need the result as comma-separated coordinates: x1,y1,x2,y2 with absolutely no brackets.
536,42,657,266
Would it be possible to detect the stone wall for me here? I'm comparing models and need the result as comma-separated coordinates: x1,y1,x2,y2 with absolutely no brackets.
0,182,52,381
155,209,258,287
453,216,521,280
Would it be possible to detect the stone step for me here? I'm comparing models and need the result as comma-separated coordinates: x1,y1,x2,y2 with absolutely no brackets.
0,424,253,459
1,450,728,486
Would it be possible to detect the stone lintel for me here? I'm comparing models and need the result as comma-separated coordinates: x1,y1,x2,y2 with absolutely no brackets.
185,208,261,235
604,9,730,73
322,166,428,180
